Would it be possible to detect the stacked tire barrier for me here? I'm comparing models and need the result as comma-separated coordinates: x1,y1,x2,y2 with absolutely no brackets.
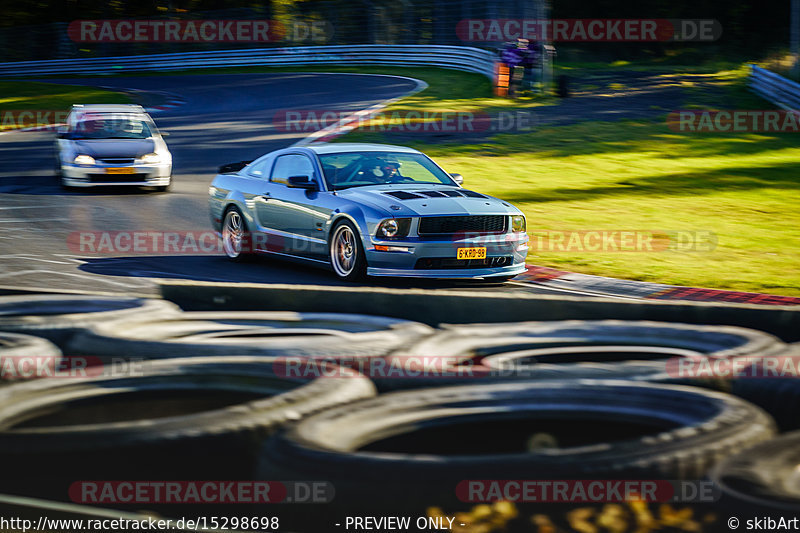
374,320,785,391
0,290,797,532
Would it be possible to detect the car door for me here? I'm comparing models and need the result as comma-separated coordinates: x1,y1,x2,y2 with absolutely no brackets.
254,153,326,258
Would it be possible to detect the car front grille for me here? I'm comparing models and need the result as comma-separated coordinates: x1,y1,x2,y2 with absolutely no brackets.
88,173,149,183
415,256,514,269
417,215,507,236
97,158,135,165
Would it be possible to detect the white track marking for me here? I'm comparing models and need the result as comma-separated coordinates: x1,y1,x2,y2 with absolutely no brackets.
506,280,641,300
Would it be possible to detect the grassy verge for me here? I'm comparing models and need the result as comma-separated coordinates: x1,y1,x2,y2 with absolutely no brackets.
0,81,132,130
338,66,800,296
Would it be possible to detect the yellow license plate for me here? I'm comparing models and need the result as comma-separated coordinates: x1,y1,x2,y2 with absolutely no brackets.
457,247,487,260
106,167,135,174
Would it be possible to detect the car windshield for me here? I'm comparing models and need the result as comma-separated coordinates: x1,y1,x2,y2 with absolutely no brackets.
72,115,153,140
318,151,455,190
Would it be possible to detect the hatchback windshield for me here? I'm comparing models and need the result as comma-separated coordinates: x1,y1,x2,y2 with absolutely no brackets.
318,151,455,190
72,115,153,140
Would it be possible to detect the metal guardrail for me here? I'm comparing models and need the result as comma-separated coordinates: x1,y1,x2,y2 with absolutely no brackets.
0,44,497,80
749,64,800,111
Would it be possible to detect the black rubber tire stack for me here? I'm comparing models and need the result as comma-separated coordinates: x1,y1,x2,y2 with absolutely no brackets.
375,320,783,392
67,311,434,363
711,431,800,518
0,356,376,512
0,295,180,347
258,380,776,530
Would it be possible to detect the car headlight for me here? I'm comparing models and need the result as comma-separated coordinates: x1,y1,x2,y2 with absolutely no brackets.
141,153,161,164
376,218,411,239
511,215,526,232
73,155,95,165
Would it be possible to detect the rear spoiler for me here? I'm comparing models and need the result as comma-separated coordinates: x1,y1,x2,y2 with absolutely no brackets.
218,160,252,174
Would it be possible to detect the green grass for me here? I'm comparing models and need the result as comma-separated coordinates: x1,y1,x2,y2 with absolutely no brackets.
337,66,800,296
0,81,132,130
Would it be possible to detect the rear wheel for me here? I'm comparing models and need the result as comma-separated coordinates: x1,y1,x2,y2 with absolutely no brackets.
330,220,366,281
222,207,251,262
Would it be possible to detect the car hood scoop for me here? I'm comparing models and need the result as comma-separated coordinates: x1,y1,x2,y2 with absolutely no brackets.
384,189,487,200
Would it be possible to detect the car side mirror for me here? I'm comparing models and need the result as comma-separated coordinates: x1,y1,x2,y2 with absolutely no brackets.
450,173,464,186
287,175,318,190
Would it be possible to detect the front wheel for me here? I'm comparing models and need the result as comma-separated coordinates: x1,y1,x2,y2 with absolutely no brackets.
329,221,367,281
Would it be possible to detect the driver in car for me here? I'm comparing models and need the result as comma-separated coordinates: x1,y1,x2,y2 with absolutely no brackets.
364,157,402,182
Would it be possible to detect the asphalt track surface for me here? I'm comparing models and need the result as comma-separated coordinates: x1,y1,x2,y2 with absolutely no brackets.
0,72,594,297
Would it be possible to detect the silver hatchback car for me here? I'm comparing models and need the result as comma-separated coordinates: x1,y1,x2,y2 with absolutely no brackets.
55,104,172,191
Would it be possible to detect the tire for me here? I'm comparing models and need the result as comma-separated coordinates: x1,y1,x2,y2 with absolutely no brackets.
67,311,433,362
0,333,62,384
724,344,800,430
329,220,366,281
221,206,252,262
0,295,180,347
711,431,800,516
0,356,375,502
259,380,775,524
376,320,783,392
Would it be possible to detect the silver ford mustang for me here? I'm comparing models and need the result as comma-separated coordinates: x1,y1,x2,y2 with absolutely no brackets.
208,143,529,281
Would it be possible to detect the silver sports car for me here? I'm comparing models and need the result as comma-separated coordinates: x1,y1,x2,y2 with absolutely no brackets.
208,143,529,281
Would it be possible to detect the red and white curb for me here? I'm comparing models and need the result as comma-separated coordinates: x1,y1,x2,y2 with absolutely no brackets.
517,265,800,306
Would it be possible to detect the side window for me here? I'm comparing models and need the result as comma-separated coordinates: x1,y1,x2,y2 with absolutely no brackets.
247,156,273,178
271,154,316,185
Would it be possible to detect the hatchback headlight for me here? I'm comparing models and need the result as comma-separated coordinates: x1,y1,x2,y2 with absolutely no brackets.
73,155,95,165
376,218,411,239
141,153,161,164
511,215,526,232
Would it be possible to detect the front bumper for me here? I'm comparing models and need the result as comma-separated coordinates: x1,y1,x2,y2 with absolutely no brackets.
367,263,526,279
61,163,171,187
365,232,529,279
